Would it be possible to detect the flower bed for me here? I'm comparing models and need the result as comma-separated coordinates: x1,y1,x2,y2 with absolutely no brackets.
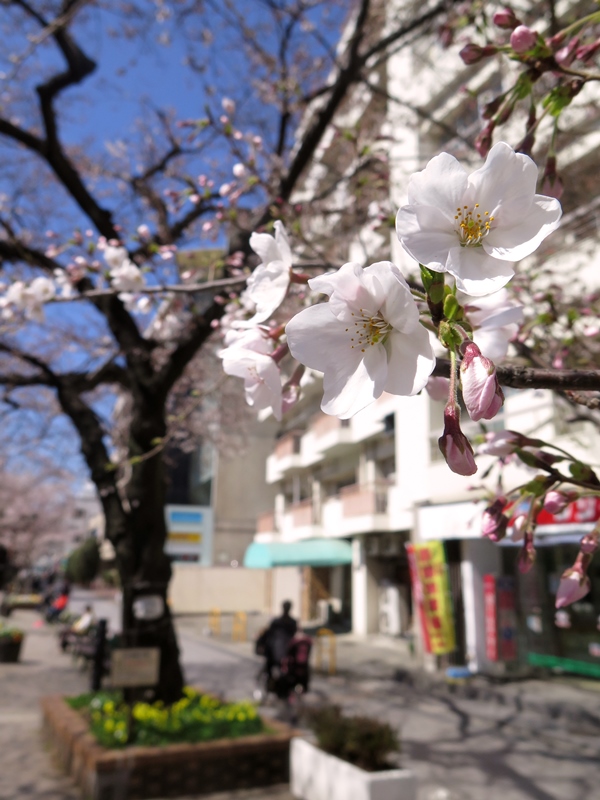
42,692,294,800
67,688,264,748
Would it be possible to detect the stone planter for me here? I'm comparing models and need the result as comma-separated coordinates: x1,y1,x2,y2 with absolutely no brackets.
42,695,295,800
0,637,23,663
290,737,417,800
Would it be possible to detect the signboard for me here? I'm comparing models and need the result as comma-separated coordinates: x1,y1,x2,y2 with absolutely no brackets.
497,576,518,661
165,505,213,565
484,575,518,662
110,647,160,688
535,496,600,526
406,541,456,655
483,574,498,661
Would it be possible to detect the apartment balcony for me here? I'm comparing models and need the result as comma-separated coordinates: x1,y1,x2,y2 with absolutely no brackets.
256,510,277,536
309,414,354,455
279,499,322,540
266,431,303,483
321,482,392,537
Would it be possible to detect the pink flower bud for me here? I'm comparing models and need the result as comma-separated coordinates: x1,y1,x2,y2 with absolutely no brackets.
555,570,590,608
221,97,236,115
459,43,498,65
438,404,478,476
460,342,505,422
476,430,519,457
493,8,521,30
543,490,577,514
510,25,537,53
576,39,600,64
580,533,599,555
555,37,579,66
474,121,495,158
518,532,536,573
482,498,509,542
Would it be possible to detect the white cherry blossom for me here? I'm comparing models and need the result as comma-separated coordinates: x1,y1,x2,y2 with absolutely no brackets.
219,327,283,420
110,260,145,293
243,221,292,323
395,142,562,296
2,277,56,322
285,261,435,418
102,243,129,270
460,288,524,361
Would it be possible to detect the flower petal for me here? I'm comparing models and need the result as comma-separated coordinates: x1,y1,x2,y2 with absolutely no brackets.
447,247,514,296
407,152,468,219
395,206,457,271
322,344,387,418
467,142,539,221
483,196,562,261
384,324,436,395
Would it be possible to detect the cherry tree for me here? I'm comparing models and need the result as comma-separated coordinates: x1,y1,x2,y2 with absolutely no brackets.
0,0,468,701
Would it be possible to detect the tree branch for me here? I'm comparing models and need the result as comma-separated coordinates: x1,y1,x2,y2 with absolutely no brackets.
433,358,600,392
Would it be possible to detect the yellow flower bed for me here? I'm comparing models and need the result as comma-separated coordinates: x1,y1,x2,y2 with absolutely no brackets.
68,687,263,748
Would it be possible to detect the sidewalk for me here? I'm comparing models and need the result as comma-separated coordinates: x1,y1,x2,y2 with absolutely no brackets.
176,613,600,732
0,610,294,800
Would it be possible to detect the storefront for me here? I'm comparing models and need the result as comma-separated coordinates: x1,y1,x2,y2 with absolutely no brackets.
500,499,600,678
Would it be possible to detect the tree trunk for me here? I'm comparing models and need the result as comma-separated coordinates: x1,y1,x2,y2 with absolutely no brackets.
108,402,186,703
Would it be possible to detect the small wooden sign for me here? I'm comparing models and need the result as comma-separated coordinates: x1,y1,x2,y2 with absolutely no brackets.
110,647,160,688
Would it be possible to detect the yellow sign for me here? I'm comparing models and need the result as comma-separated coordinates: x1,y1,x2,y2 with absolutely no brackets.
167,532,202,543
410,541,456,655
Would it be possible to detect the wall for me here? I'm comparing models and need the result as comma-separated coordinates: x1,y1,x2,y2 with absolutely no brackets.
270,566,303,617
169,565,271,613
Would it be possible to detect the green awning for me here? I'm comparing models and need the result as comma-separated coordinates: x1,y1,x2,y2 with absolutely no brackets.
244,539,352,569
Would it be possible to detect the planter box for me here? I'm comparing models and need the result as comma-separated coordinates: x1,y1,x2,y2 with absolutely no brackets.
42,695,295,800
290,737,417,800
0,638,23,663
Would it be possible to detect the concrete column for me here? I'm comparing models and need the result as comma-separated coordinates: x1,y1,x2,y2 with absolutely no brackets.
351,538,368,635
462,538,502,674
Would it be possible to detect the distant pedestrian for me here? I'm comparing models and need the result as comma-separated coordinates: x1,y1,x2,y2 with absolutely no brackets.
262,600,297,681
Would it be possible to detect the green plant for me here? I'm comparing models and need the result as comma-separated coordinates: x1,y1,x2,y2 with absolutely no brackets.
67,687,265,748
308,705,400,772
65,537,100,586
0,623,24,642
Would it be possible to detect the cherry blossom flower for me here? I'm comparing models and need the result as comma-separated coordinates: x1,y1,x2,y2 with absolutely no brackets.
4,277,56,321
243,221,293,324
102,243,128,270
110,260,145,293
395,142,562,296
219,327,283,420
460,288,524,361
460,342,504,421
286,261,435,418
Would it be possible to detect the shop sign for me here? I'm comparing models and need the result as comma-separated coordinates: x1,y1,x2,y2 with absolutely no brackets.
406,542,456,655
497,576,518,661
484,575,518,662
483,575,498,661
535,496,600,526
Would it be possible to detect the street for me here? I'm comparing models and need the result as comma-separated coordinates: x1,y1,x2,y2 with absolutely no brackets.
1,590,599,800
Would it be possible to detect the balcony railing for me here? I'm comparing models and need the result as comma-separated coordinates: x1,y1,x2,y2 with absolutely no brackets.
289,498,315,527
339,482,389,517
256,510,276,534
274,432,302,459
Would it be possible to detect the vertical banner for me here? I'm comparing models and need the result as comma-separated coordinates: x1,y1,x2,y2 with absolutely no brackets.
497,576,518,661
483,574,498,661
407,541,456,655
406,543,431,654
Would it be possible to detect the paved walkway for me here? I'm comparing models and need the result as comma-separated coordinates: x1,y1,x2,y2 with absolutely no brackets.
2,609,600,800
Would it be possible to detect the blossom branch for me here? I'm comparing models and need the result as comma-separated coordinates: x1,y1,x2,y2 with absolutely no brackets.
433,359,600,393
